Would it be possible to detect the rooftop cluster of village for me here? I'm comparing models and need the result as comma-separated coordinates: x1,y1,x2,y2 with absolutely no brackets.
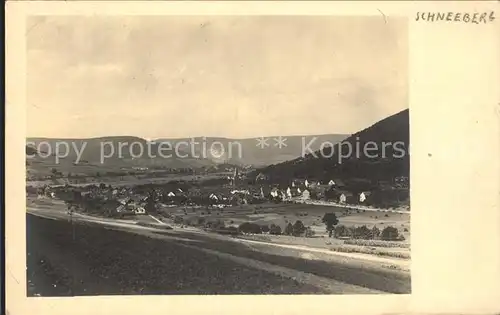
26,167,409,218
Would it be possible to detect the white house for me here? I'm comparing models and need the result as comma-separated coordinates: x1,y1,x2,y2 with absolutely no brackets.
209,193,219,200
359,192,367,203
292,182,295,187
328,180,336,186
167,192,176,197
301,189,311,200
270,189,279,198
305,179,310,188
286,187,292,199
339,193,347,204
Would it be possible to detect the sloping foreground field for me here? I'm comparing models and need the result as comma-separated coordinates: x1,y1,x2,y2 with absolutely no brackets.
27,214,410,295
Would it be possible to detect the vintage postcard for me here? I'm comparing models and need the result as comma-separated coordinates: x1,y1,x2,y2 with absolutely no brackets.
5,1,500,315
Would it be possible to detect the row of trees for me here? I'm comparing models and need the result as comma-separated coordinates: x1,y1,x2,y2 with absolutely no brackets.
238,221,314,237
321,212,404,241
334,225,403,241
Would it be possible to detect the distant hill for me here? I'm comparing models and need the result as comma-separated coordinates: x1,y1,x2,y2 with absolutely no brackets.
153,135,348,167
26,136,214,171
255,109,409,185
26,134,348,173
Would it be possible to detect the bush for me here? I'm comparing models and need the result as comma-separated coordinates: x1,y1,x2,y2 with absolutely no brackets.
261,225,270,233
238,222,262,234
330,246,411,259
381,226,400,241
214,226,239,236
284,223,294,236
343,239,410,248
292,220,306,237
334,224,349,238
269,224,282,235
353,225,371,240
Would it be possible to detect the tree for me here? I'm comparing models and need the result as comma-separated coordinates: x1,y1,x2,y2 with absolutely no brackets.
381,226,399,241
354,225,371,240
347,226,356,237
284,223,294,236
292,220,306,237
322,213,339,237
334,224,348,238
269,224,282,235
145,190,157,213
261,225,270,233
371,226,381,239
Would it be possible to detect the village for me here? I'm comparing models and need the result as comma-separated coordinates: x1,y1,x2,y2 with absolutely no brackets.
26,167,410,244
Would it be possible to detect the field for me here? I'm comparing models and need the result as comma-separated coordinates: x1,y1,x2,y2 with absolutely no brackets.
156,202,410,260
26,175,411,296
27,213,410,296
27,214,335,295
159,203,410,238
28,194,411,262
26,173,229,188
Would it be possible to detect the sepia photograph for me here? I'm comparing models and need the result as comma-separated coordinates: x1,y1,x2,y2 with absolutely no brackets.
24,15,410,296
7,1,500,314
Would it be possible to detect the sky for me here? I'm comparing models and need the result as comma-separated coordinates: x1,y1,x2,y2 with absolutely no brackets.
27,15,407,139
